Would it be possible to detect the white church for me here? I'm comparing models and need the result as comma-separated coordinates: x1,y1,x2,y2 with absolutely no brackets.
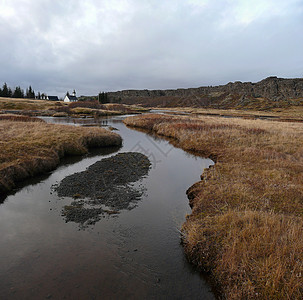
64,90,78,102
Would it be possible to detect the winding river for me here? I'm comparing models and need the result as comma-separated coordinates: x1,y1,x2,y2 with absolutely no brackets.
0,115,215,299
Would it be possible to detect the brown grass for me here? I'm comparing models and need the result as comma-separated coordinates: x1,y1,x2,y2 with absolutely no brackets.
0,114,45,122
0,97,147,117
103,103,150,113
68,100,103,109
0,119,122,195
0,97,60,111
70,107,122,116
154,106,303,122
124,113,303,299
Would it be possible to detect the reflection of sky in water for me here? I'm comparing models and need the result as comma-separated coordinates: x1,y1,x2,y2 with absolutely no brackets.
0,116,215,299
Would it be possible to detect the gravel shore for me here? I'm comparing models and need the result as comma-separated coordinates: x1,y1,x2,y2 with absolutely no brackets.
55,152,151,227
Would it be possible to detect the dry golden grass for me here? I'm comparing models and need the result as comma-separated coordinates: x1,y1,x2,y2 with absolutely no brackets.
0,97,60,111
184,210,303,299
64,101,148,116
124,113,303,299
70,107,122,116
0,97,149,118
104,103,149,113
156,106,303,122
0,118,122,195
0,114,45,122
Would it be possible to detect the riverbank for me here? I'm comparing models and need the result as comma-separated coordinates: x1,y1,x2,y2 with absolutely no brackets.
0,115,122,196
124,114,303,299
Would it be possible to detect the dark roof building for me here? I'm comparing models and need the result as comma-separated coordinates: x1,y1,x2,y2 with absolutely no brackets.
47,96,59,101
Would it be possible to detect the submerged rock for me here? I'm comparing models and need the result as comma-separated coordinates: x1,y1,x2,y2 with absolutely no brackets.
55,152,151,228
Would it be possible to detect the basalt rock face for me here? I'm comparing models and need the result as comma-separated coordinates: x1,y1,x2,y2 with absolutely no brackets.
107,77,303,108
225,76,303,99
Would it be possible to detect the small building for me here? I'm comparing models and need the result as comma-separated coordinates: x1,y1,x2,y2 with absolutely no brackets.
64,90,78,102
47,96,59,101
64,95,78,102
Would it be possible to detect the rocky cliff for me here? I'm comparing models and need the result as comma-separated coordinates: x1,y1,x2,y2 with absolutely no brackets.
107,76,303,109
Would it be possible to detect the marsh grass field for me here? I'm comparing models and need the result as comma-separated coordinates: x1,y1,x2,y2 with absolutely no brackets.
0,96,149,117
157,106,303,121
0,97,59,111
124,113,303,299
0,114,122,195
1,95,302,298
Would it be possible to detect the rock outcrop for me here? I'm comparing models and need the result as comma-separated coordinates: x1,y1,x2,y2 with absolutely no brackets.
107,76,303,108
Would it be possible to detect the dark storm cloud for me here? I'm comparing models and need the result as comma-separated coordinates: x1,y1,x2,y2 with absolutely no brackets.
0,0,302,96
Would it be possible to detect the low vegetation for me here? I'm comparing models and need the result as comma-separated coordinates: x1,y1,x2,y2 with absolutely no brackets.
66,101,149,115
70,107,122,116
0,97,60,111
0,114,45,122
156,106,303,122
103,103,149,113
0,116,122,196
0,97,149,117
124,113,303,299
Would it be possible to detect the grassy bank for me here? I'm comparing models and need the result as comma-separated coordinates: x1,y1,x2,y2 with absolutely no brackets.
153,106,303,122
0,116,122,196
124,114,303,299
0,97,149,117
0,97,59,110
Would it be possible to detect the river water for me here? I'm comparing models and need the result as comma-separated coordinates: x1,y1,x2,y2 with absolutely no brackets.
0,115,215,299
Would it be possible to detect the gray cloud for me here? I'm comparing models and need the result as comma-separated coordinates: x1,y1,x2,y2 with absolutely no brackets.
0,0,302,96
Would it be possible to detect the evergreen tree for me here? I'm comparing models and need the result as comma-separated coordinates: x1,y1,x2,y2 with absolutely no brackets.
26,85,35,98
37,92,41,99
2,83,9,97
13,86,24,98
0,82,37,99
8,87,13,97
98,92,109,104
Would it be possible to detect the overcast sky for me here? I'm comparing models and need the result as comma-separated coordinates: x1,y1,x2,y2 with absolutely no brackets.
0,0,302,96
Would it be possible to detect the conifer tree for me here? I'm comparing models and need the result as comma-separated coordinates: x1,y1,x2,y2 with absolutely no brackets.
8,87,13,97
13,86,24,98
2,83,9,97
98,92,109,104
26,85,35,98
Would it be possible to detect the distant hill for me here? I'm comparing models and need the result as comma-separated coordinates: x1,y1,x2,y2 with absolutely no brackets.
106,76,303,109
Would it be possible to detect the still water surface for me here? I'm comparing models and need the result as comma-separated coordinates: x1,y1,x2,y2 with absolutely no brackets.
0,115,214,299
